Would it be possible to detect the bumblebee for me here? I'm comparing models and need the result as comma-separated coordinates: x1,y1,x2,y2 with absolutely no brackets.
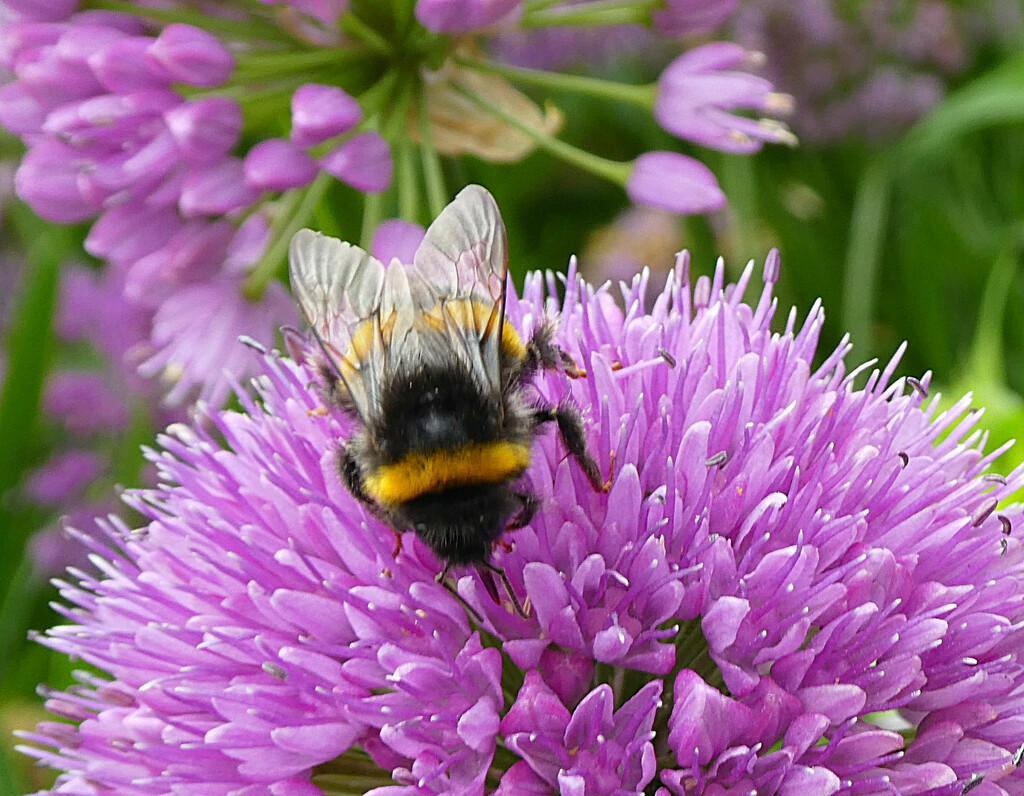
288,185,604,615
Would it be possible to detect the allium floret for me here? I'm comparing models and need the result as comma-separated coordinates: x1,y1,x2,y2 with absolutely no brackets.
18,252,1024,795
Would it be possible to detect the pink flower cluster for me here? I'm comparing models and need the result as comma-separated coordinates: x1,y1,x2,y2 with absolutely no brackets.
19,253,1024,795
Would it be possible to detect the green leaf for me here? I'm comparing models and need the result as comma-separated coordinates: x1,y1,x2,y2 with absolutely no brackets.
897,52,1024,166
0,738,27,796
0,206,76,544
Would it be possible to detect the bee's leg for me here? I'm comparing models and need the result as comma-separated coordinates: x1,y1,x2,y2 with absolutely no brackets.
435,564,484,623
480,561,530,619
522,317,585,380
507,491,540,531
533,402,609,493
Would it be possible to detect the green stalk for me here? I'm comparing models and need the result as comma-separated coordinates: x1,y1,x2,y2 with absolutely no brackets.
456,55,656,107
522,0,570,11
417,97,448,218
243,172,332,300
519,0,658,29
357,69,403,125
454,84,631,186
397,136,420,223
382,76,418,222
0,207,70,504
340,13,393,55
391,0,417,37
182,76,307,102
361,190,385,250
234,46,370,76
83,0,296,43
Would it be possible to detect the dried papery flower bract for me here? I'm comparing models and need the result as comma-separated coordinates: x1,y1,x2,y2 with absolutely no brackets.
20,253,1024,795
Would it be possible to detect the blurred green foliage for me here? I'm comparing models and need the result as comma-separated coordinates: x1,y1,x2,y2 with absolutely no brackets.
3,36,1024,796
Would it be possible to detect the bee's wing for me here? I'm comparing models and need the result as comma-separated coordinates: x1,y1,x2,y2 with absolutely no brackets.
411,184,509,390
289,229,389,422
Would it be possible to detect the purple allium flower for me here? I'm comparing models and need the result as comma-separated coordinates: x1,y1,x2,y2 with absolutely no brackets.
0,0,794,413
372,218,426,264
20,264,173,579
320,131,394,194
23,448,104,505
138,272,296,407
245,139,320,193
416,0,520,33
20,252,1024,794
731,0,1021,143
654,0,737,37
626,151,727,215
655,42,796,154
43,370,130,436
291,83,362,148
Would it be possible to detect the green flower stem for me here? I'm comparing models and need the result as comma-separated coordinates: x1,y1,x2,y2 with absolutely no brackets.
234,46,370,77
243,172,332,301
417,97,448,218
519,0,658,29
522,0,570,11
83,0,296,43
182,76,306,102
390,0,417,37
455,55,656,108
361,190,385,250
382,76,419,222
340,12,393,55
397,136,421,223
358,69,403,123
454,84,631,186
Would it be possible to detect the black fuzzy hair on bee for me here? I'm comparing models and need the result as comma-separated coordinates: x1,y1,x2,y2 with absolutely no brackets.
289,185,605,620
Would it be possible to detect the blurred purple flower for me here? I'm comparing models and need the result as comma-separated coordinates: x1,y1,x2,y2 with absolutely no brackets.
654,0,737,36
245,138,319,193
139,273,295,407
371,218,426,264
0,0,792,408
43,370,130,436
20,264,171,579
655,42,795,153
320,131,394,193
290,83,362,147
19,253,1024,794
627,151,726,215
731,0,1021,143
23,449,104,505
416,0,520,33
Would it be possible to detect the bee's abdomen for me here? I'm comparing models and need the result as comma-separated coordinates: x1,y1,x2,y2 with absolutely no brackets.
364,442,530,506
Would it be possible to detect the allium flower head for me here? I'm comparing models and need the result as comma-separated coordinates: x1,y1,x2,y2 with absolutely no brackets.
20,250,1024,795
731,0,1021,142
0,0,792,404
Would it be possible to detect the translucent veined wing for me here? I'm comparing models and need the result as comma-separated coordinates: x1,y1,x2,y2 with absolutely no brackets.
288,229,393,422
411,184,509,392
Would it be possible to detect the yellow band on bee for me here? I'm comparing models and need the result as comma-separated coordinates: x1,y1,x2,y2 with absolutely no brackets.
366,441,531,505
